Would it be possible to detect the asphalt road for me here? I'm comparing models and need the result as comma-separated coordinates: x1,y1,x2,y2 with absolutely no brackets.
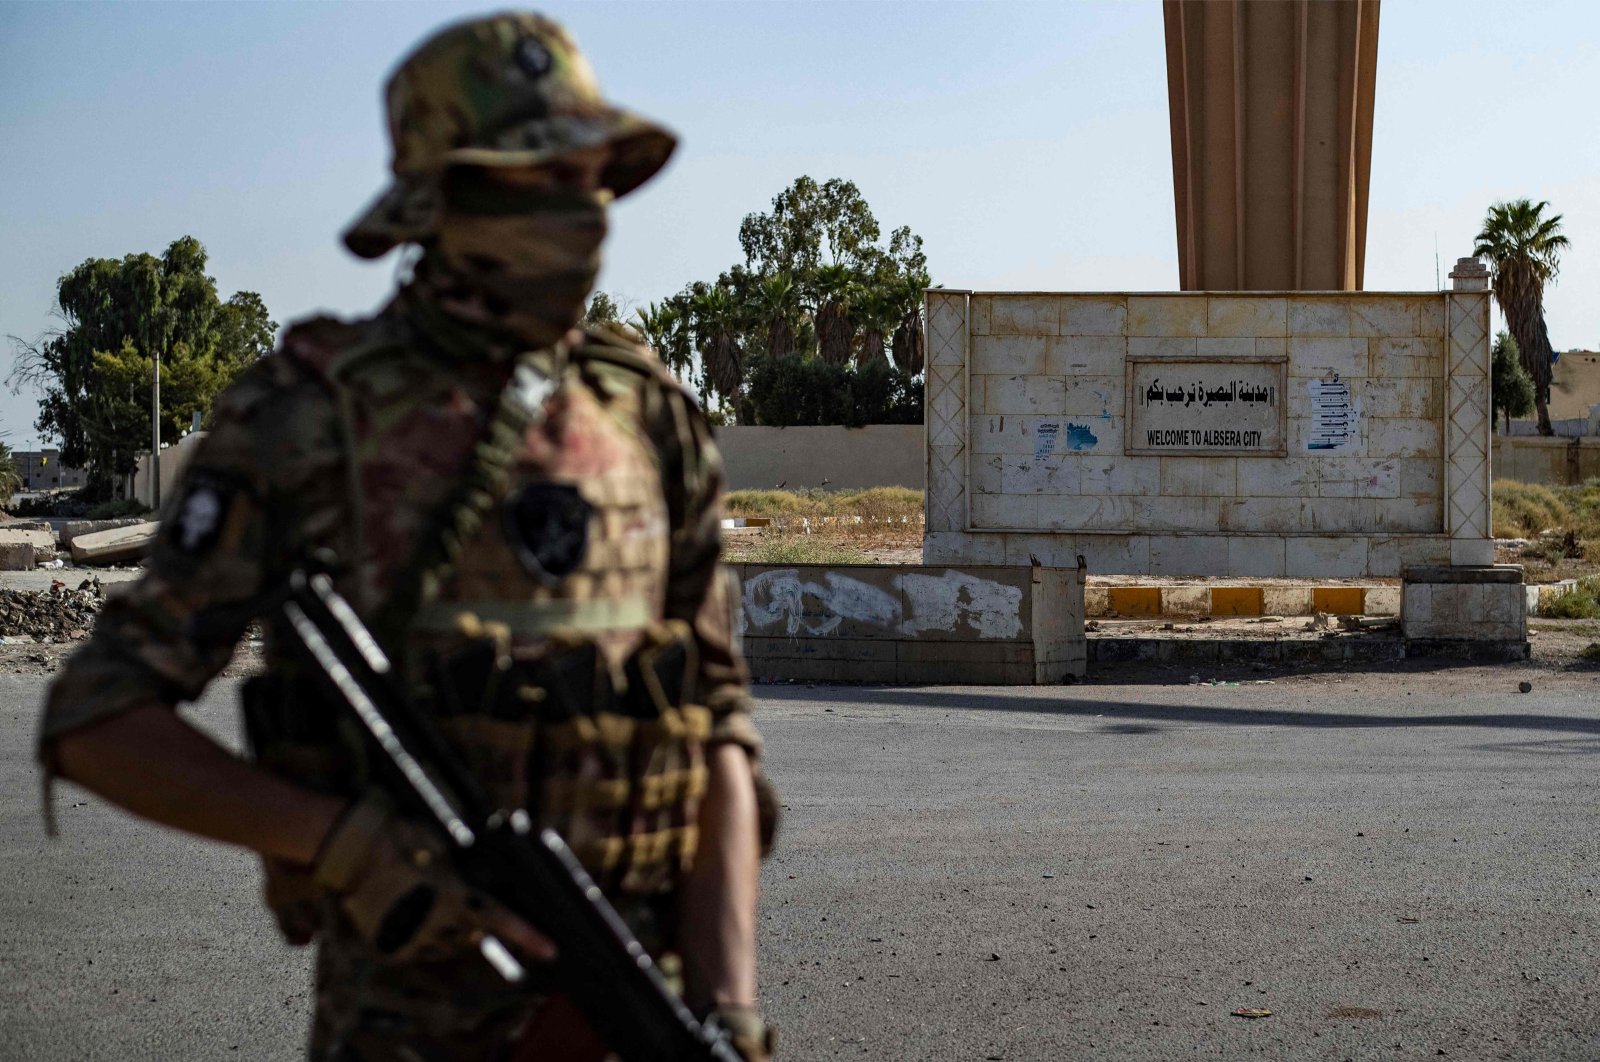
4,663,1600,1060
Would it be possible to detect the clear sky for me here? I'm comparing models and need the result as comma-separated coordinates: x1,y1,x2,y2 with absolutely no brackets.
3,0,1597,447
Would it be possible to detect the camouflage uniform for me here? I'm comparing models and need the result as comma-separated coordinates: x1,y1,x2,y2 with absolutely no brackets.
40,14,763,1061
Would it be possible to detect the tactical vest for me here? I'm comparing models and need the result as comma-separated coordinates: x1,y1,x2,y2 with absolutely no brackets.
248,311,708,944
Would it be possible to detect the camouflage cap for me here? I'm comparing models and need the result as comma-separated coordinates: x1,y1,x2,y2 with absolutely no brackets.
344,11,677,258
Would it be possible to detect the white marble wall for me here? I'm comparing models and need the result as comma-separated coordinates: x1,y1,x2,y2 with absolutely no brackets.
925,291,1491,578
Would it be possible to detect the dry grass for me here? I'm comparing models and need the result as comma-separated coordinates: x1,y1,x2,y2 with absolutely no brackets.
1492,481,1574,539
725,486,922,522
733,537,871,565
722,487,924,564
1493,480,1600,582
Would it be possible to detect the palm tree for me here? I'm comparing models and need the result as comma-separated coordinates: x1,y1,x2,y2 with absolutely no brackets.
890,279,926,376
689,285,745,408
634,300,692,378
1474,199,1570,435
812,263,856,366
755,274,801,359
853,288,895,369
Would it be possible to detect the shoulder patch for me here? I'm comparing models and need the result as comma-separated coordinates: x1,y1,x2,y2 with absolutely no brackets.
164,470,246,558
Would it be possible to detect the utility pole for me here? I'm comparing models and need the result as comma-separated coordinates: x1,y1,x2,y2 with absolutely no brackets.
151,350,161,509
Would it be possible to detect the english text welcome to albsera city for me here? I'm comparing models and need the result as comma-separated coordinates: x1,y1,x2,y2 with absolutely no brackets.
1144,429,1265,447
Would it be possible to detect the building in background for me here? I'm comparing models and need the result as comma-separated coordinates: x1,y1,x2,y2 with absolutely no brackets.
1503,351,1600,437
11,449,89,492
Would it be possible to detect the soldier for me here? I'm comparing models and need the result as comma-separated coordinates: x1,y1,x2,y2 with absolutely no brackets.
38,12,773,1061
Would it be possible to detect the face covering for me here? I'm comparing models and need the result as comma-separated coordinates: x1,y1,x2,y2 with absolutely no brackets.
421,172,611,349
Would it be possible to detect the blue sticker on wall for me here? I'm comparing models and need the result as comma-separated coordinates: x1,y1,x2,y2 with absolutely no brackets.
1063,423,1099,451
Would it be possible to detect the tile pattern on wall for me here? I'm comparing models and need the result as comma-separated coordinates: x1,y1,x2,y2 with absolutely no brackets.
1445,292,1491,554
925,291,969,533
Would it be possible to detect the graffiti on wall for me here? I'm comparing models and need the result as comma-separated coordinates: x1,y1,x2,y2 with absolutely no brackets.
740,568,1025,640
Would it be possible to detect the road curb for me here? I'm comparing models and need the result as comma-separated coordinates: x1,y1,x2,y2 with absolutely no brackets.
1088,635,1531,665
1088,584,1398,619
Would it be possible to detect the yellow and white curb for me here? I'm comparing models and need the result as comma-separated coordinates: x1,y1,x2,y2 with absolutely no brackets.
1086,585,1400,619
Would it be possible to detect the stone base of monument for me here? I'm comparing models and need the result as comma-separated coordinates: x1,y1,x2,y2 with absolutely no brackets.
735,562,1087,685
1401,565,1529,660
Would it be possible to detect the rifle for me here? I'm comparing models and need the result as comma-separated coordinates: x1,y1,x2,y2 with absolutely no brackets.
278,569,743,1062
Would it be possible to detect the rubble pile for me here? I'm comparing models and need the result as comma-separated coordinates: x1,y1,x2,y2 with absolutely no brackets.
0,582,104,642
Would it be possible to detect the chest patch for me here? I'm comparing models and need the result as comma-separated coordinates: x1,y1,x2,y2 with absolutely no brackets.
503,482,593,584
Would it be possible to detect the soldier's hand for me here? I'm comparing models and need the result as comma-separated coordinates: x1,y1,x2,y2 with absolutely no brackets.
313,791,556,965
712,1005,774,1062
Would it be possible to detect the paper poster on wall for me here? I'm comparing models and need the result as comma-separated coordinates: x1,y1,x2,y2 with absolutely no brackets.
1307,375,1360,452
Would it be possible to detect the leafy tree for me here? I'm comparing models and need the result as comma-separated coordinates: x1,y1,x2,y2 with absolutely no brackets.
0,443,21,508
584,290,622,326
1475,200,1569,435
641,177,931,424
213,291,277,366
9,237,275,497
743,355,922,428
1491,330,1535,433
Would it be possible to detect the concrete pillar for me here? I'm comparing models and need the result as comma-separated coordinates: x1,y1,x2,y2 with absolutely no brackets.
1163,0,1380,291
923,289,972,538
1445,257,1493,566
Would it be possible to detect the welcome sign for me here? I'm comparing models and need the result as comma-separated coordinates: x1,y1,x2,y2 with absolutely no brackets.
1124,356,1287,456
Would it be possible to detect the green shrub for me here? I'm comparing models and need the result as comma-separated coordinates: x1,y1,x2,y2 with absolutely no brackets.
1569,480,1600,541
1492,480,1571,538
1540,576,1600,620
724,489,819,517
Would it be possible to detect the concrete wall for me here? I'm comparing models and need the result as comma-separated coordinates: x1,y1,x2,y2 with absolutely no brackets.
1493,436,1600,486
133,431,206,510
1503,415,1597,439
717,425,923,491
925,289,1493,577
733,562,1086,684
